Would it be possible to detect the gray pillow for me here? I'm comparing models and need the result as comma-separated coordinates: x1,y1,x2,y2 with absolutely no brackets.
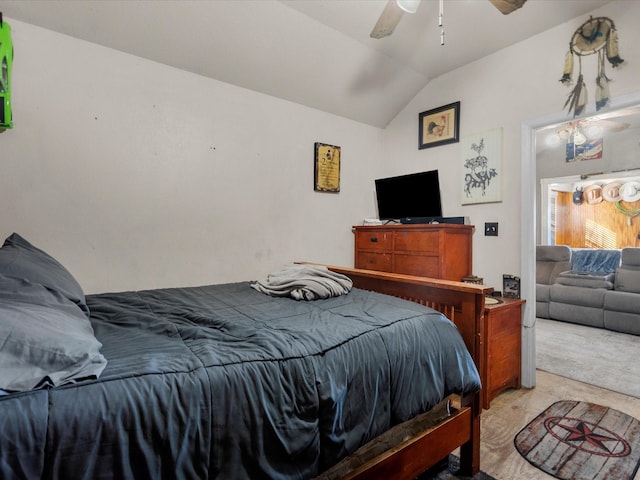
0,233,89,316
0,275,107,392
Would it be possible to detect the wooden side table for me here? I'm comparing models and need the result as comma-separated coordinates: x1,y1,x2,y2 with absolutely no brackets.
483,297,525,409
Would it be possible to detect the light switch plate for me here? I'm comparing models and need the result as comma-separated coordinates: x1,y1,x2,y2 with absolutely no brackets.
485,222,498,236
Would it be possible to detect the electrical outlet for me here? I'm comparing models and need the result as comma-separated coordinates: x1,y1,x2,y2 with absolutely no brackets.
485,222,498,236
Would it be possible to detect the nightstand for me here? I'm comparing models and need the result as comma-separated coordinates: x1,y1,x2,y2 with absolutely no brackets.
483,297,525,409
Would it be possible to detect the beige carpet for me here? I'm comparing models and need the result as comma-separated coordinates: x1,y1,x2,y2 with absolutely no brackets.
536,318,640,399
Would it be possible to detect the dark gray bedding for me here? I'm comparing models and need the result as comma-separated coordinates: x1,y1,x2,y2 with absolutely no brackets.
0,281,481,480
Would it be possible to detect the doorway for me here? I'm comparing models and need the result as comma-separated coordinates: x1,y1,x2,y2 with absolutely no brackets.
520,91,640,389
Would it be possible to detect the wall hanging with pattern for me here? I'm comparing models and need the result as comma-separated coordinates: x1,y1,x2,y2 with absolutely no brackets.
461,128,502,205
560,16,623,118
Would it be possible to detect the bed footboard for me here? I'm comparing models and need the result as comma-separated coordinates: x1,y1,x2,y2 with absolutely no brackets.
318,265,492,477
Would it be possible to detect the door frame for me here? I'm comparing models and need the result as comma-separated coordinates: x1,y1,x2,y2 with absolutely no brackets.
520,90,640,388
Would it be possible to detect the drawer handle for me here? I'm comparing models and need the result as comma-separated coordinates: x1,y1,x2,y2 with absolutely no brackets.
370,237,378,243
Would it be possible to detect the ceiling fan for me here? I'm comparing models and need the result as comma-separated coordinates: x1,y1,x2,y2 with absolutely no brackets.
370,0,527,39
557,118,630,146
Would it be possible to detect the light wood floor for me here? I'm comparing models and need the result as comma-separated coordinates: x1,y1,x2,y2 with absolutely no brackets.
476,370,640,479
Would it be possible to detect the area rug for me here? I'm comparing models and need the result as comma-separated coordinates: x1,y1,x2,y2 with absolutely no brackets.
536,318,640,398
514,400,640,480
419,455,496,480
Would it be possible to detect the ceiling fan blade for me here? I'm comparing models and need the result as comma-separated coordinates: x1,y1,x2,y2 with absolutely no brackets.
488,0,527,15
370,0,405,39
589,119,630,133
557,118,630,141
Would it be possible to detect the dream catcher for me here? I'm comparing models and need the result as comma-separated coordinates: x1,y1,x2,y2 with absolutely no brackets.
560,16,623,118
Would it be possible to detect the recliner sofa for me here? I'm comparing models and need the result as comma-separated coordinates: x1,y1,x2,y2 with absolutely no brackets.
604,247,640,335
536,245,640,336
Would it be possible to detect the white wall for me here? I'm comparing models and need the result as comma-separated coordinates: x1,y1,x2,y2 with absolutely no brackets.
0,19,385,294
3,1,640,300
384,0,640,292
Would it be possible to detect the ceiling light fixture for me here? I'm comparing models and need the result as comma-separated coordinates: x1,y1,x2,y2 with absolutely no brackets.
396,0,420,14
571,129,587,146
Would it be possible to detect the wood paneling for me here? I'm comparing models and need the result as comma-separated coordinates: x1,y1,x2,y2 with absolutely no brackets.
555,191,640,248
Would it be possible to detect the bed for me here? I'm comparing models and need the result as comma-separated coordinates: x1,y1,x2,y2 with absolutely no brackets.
0,233,490,479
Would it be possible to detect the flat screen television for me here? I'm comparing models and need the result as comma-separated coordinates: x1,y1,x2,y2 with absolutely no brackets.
375,169,443,222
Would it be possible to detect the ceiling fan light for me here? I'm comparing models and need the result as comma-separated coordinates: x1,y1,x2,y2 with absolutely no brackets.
557,128,570,140
396,0,420,14
572,130,587,145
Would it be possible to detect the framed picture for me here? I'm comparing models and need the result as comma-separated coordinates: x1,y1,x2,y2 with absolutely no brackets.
503,274,521,299
418,101,460,149
461,127,503,205
566,137,603,162
314,142,341,193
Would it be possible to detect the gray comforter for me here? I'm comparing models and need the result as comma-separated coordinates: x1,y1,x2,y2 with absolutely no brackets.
0,282,481,479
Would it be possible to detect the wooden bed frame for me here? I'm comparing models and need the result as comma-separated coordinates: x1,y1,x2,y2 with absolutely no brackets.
320,265,492,479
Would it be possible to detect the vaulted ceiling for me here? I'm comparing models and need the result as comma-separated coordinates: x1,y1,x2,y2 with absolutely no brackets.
1,0,613,128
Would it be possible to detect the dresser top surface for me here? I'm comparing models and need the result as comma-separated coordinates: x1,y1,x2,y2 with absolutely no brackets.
353,224,475,232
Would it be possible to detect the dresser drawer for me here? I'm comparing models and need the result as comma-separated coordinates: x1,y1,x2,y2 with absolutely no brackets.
355,230,394,251
394,254,439,277
356,252,393,272
394,231,440,253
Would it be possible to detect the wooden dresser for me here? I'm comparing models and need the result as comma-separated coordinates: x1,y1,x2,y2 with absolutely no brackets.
353,224,473,281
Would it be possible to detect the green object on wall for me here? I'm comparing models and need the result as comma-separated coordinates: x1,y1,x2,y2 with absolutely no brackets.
0,14,14,129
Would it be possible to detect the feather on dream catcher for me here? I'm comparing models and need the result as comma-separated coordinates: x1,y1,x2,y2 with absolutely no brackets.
560,16,623,117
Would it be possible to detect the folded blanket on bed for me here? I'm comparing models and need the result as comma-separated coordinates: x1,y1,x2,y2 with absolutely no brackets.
251,264,353,300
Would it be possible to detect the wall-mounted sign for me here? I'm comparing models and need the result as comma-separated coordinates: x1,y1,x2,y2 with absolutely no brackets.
314,142,341,193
